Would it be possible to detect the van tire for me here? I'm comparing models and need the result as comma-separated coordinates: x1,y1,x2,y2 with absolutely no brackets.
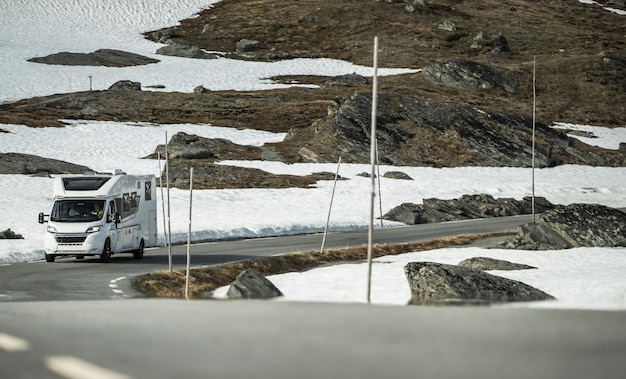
45,254,55,263
100,239,111,263
133,240,145,259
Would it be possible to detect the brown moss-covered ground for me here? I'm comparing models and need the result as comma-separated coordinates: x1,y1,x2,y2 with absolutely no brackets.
133,232,514,298
1,0,624,131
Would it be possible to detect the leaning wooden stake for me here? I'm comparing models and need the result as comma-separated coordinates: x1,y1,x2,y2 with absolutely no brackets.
320,156,342,253
165,132,173,274
531,55,537,223
185,167,194,300
367,36,379,304
157,152,168,249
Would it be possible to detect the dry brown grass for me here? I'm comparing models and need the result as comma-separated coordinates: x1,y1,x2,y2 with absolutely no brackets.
132,232,514,298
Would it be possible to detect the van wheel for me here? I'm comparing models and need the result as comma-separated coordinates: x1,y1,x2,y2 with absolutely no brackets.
45,254,55,263
100,240,111,263
133,240,145,259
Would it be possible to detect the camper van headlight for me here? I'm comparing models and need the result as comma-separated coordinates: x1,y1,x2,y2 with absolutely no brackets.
47,225,57,233
86,225,102,233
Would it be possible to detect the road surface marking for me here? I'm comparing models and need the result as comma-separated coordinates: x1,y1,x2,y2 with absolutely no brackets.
0,333,30,352
46,355,132,379
109,277,126,296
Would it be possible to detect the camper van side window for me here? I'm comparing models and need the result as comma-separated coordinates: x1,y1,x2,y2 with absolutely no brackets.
107,201,115,223
145,181,152,201
121,193,139,218
123,193,130,213
130,192,138,209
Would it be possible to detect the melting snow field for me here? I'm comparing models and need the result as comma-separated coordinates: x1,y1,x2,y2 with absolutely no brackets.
0,0,625,309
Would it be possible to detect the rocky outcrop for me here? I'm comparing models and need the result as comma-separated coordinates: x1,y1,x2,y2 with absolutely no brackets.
0,153,90,175
28,49,159,67
147,132,262,161
165,160,335,190
458,257,536,271
404,262,554,305
284,92,608,167
145,132,347,189
500,204,626,250
423,59,519,92
383,194,557,225
0,228,23,239
322,73,370,87
226,269,283,299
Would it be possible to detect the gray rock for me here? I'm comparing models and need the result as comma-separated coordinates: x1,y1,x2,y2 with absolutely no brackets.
108,80,142,91
194,85,210,94
156,44,218,59
236,39,262,52
471,32,510,52
383,171,413,180
458,257,537,271
423,59,519,92
285,93,606,168
0,228,24,239
152,27,176,43
0,153,91,175
148,131,257,161
226,269,283,299
500,204,626,250
323,73,370,87
437,21,457,31
383,194,557,225
541,204,626,247
202,24,216,34
380,203,419,224
28,49,159,67
404,262,554,305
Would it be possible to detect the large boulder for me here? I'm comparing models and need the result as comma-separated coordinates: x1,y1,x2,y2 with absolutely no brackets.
108,80,142,91
404,262,554,305
458,257,537,271
156,44,218,59
501,204,626,250
423,59,519,92
226,269,283,299
28,49,159,67
0,153,90,175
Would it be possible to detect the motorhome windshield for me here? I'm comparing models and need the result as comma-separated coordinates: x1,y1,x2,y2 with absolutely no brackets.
62,177,111,191
50,200,106,222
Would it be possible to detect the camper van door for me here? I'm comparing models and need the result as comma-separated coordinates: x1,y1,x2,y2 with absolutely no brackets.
107,199,122,252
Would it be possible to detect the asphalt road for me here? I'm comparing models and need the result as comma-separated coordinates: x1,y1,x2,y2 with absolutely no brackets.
1,300,625,379
2,214,625,379
0,215,532,302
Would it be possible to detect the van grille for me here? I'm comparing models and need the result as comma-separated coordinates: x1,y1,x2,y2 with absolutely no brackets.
56,234,87,244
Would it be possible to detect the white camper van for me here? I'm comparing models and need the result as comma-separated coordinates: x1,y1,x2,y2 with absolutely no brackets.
39,170,157,262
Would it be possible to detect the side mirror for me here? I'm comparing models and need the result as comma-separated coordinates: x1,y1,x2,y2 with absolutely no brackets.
38,212,48,224
114,212,121,224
